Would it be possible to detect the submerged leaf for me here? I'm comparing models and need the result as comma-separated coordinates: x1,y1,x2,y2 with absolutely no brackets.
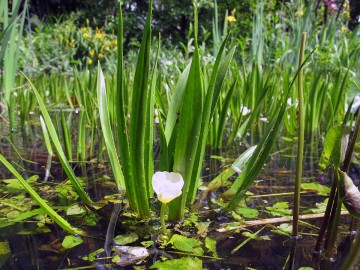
339,170,360,218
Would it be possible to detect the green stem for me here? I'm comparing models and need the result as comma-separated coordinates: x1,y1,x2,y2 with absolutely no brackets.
289,31,306,270
160,202,167,235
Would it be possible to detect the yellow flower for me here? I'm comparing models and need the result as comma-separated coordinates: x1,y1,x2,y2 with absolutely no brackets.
88,59,93,65
83,33,91,39
227,15,236,23
98,53,104,59
341,26,347,33
295,10,304,17
346,12,350,19
231,8,236,16
80,27,87,33
89,49,95,57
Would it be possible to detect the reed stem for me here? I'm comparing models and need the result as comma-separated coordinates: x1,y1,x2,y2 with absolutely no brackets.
289,31,306,270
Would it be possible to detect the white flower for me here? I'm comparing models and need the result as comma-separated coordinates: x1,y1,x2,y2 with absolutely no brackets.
152,171,184,204
240,106,251,115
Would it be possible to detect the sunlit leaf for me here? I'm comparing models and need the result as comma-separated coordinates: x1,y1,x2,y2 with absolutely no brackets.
66,204,86,216
205,237,218,258
168,234,203,255
62,235,83,249
114,232,139,245
0,241,10,255
266,202,292,216
150,257,203,270
301,182,331,196
235,207,259,218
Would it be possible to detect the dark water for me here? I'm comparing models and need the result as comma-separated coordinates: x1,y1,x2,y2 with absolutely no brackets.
0,130,357,269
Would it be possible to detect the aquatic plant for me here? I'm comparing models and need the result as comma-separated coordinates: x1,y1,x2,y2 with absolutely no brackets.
1,0,27,131
152,171,184,234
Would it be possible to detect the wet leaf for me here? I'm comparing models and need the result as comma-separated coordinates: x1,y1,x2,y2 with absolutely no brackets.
266,202,292,216
339,170,360,218
0,241,10,255
82,248,105,261
150,257,203,270
66,204,86,216
205,237,218,258
112,255,120,263
235,207,259,218
310,199,328,214
271,223,292,236
62,235,83,249
168,234,203,255
114,232,139,245
141,240,154,248
197,221,210,237
301,182,331,196
242,231,270,241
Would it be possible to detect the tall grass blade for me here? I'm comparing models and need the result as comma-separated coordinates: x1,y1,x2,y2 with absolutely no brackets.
128,0,154,217
23,72,93,206
0,154,78,234
97,64,125,190
168,4,204,220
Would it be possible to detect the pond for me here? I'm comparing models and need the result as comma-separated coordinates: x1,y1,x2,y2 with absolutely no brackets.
0,120,356,270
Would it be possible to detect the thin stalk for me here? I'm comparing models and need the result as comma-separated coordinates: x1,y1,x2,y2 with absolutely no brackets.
289,32,306,270
160,203,167,235
322,188,342,270
312,174,337,261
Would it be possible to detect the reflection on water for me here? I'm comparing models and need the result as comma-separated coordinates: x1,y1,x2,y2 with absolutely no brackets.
0,128,357,269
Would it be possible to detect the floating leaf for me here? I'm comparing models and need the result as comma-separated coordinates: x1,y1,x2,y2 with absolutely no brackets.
205,237,218,258
150,257,203,270
266,202,292,216
271,223,293,236
62,235,83,249
235,207,259,218
301,182,331,196
309,199,328,214
0,241,10,255
82,248,105,261
242,231,270,241
339,170,360,218
114,232,139,245
66,204,86,216
168,234,203,255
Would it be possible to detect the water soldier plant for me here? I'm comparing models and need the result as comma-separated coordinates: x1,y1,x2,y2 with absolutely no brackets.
1,0,360,269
